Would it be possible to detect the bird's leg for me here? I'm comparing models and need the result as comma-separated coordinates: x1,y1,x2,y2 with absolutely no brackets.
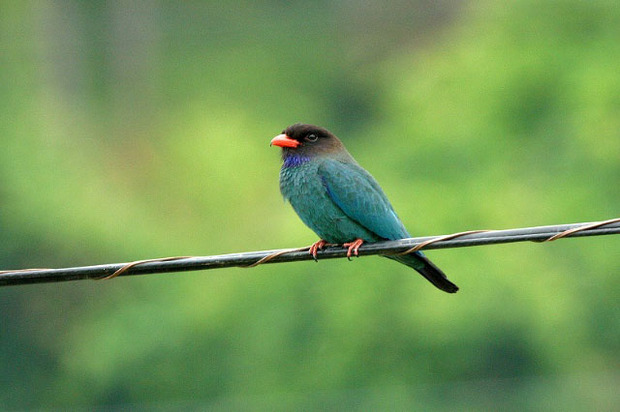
309,239,328,262
343,238,364,260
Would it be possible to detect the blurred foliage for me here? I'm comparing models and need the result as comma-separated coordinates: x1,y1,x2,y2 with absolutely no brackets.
1,0,619,410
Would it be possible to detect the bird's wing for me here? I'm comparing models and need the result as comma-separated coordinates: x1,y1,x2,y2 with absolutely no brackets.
318,158,409,240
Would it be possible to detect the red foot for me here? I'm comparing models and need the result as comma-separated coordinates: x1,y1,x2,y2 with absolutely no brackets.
309,239,327,261
343,238,364,260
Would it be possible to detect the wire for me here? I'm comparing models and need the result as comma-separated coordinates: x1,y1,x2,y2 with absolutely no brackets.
0,218,618,286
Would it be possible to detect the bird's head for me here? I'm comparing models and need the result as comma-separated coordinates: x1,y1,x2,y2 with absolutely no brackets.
270,124,346,160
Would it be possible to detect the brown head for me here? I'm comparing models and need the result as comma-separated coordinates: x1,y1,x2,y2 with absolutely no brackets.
270,123,350,161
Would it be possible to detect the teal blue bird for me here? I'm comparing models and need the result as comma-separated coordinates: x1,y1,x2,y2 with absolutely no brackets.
271,123,458,293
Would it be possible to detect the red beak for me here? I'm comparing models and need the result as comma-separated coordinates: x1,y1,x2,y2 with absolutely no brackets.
270,134,300,148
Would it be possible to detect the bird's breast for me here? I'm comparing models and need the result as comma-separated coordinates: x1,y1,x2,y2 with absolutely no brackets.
279,161,379,243
279,161,322,205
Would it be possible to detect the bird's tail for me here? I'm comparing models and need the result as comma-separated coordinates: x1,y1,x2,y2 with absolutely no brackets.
385,252,459,293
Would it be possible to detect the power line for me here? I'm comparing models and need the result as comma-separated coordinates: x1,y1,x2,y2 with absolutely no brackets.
1,219,618,287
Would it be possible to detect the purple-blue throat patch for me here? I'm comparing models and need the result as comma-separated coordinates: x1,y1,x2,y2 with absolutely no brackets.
283,154,311,168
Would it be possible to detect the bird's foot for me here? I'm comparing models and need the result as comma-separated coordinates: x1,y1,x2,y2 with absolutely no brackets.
343,238,364,260
309,239,328,262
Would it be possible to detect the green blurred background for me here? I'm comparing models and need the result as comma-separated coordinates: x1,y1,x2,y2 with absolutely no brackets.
1,1,619,410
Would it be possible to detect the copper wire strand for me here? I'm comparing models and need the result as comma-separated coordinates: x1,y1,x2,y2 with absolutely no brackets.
97,256,193,280
242,246,310,268
4,219,616,280
97,246,314,279
396,230,491,255
99,243,328,279
540,217,620,242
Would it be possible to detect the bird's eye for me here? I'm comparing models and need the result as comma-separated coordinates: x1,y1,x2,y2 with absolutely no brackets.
305,134,318,142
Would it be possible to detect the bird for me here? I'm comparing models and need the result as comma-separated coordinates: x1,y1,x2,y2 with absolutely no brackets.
270,123,458,293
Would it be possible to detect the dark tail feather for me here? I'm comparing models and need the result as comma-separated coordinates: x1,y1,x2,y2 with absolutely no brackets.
385,253,459,293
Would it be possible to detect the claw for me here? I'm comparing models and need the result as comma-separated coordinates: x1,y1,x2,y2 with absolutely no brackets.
343,238,364,260
309,239,327,262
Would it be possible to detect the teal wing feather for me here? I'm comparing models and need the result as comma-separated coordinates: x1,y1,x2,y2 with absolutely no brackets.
317,158,409,240
317,158,458,293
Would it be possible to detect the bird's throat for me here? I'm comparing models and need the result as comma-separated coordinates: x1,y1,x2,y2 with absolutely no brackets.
283,154,312,168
